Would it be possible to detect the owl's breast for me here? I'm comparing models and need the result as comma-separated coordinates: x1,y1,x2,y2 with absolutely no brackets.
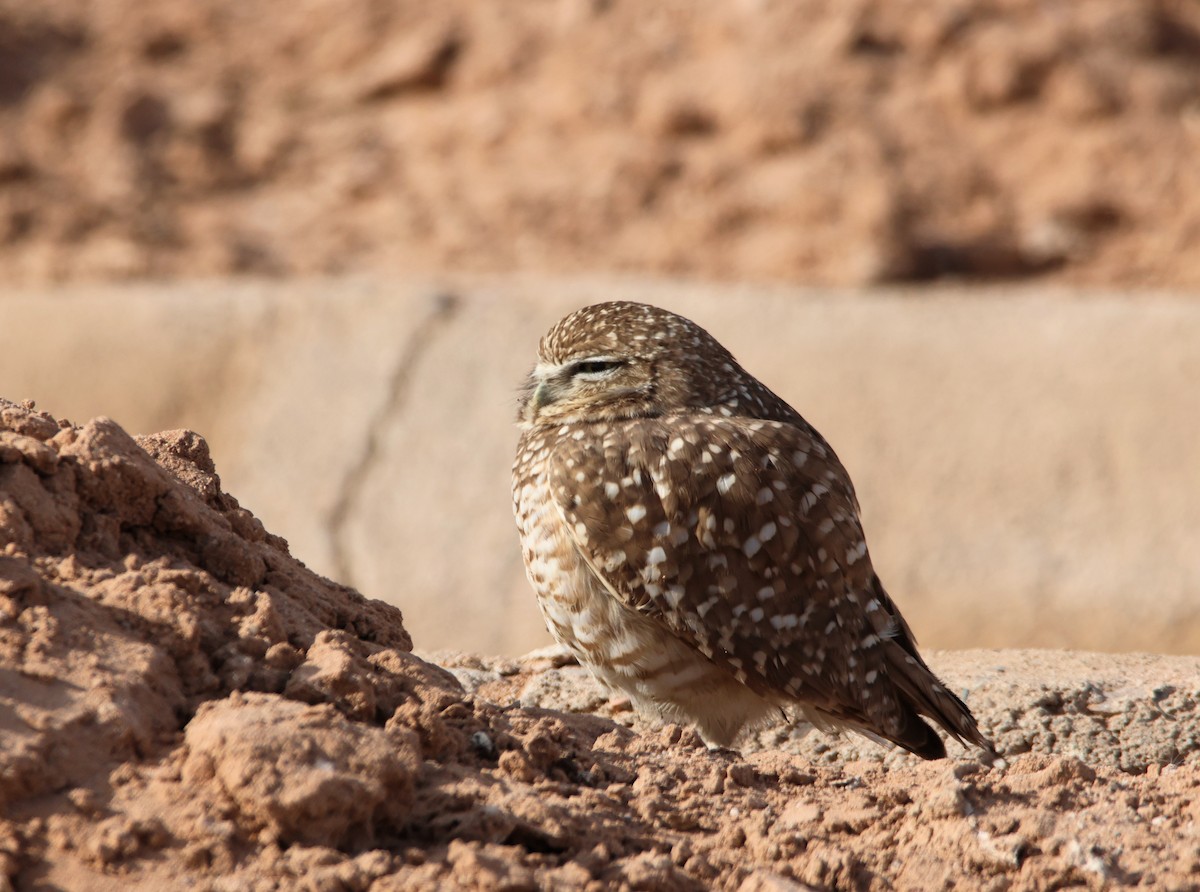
513,433,720,684
513,438,602,651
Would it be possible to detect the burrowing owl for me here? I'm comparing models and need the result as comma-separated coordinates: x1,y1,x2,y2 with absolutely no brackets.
512,301,993,759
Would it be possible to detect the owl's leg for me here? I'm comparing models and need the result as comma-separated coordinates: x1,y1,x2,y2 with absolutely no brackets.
691,714,745,750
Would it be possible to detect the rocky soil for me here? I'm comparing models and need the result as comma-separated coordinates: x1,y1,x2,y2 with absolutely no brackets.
2,398,1198,890
1,0,1200,288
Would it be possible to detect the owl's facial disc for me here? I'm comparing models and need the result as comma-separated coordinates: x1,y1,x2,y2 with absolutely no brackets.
522,353,648,424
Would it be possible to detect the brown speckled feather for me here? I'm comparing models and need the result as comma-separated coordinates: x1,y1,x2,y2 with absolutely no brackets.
548,414,988,755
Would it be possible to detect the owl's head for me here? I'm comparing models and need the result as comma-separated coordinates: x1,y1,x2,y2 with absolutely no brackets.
518,301,775,427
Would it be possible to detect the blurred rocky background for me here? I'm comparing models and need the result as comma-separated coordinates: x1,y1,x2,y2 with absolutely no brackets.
3,0,1199,654
3,0,1200,285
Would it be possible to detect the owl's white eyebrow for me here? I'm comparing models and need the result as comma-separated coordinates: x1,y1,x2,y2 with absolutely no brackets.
571,355,624,366
533,360,566,379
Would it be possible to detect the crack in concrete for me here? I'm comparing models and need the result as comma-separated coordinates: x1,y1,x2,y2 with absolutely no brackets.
328,290,461,589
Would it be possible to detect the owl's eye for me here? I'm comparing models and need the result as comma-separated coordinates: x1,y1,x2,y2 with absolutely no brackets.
571,358,624,376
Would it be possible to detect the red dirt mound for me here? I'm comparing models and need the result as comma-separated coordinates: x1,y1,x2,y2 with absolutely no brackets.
1,397,1198,890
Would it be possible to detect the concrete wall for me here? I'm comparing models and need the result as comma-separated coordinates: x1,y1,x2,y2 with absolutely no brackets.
4,276,1198,655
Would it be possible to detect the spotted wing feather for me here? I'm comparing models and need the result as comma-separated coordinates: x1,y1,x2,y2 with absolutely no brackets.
549,414,989,756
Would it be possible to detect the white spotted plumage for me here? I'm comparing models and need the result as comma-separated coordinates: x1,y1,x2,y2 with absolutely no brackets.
512,301,994,759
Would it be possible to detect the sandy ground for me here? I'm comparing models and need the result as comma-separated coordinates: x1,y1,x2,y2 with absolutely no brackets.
2,398,1197,890
1,0,1200,288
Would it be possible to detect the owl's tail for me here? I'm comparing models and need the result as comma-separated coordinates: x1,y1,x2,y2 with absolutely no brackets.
881,657,995,760
870,577,997,761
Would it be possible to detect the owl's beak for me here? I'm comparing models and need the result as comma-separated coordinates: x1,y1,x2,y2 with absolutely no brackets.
521,378,557,424
531,380,553,410
522,363,565,423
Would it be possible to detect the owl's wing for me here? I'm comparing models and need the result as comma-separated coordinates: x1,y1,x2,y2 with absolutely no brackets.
548,414,989,756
